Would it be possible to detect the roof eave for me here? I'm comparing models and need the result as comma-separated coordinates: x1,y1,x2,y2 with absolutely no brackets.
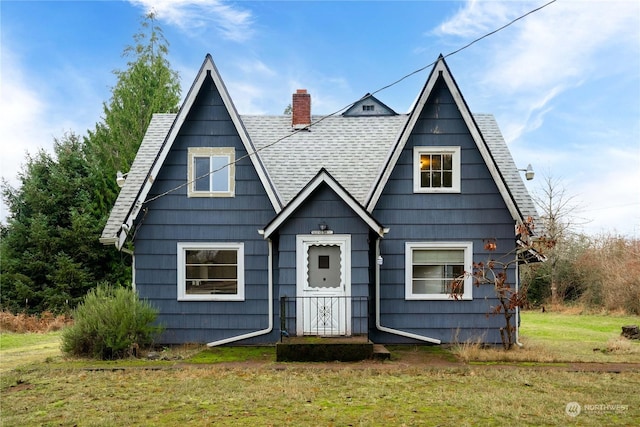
112,54,285,250
262,168,387,239
366,55,526,225
99,236,118,246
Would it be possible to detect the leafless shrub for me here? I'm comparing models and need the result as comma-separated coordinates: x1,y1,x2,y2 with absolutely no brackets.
577,235,640,315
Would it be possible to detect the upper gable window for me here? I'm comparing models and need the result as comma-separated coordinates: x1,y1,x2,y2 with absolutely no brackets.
413,146,461,193
362,105,375,112
187,147,235,197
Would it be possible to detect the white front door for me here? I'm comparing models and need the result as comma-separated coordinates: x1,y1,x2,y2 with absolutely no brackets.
296,235,351,336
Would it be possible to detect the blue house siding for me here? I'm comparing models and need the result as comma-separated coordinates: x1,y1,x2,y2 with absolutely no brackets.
274,183,373,335
372,76,517,344
133,75,278,344
101,55,536,347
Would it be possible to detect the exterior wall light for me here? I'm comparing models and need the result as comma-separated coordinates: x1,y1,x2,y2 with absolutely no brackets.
116,171,129,188
519,164,535,181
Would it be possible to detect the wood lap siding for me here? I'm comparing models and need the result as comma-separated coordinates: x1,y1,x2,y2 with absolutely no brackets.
372,76,516,344
133,75,277,344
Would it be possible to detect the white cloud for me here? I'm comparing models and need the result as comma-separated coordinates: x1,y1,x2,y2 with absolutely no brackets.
0,43,107,223
437,1,639,134
0,49,50,188
434,0,525,39
569,147,640,237
227,81,268,115
234,59,276,77
435,0,640,236
128,0,254,42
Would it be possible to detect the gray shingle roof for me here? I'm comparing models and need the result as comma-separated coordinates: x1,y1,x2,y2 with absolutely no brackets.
100,113,176,244
242,115,407,205
101,111,538,244
474,113,539,222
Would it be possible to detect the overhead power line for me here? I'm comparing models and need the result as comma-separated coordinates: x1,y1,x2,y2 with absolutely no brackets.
143,0,557,205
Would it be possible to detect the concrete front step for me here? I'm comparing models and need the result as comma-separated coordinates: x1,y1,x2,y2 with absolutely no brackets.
372,344,391,360
277,336,383,362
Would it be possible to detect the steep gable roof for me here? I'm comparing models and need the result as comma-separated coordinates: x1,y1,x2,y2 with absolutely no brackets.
365,55,535,224
100,54,281,249
260,168,387,238
474,114,539,223
342,93,397,116
100,113,176,246
101,54,539,249
243,114,407,206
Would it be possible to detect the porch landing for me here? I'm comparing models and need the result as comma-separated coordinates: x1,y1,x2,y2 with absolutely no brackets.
276,335,390,362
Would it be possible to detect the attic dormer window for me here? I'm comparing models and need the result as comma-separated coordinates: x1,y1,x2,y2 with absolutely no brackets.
187,147,235,197
413,146,461,193
362,105,375,112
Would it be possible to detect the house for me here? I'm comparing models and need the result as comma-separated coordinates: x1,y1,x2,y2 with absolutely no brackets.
100,53,539,346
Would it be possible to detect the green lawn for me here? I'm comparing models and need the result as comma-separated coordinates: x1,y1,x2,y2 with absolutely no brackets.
518,310,640,363
521,310,640,341
1,311,639,426
0,332,63,374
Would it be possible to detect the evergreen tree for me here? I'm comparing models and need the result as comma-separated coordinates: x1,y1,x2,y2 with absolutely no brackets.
1,14,180,313
0,134,125,313
86,12,181,212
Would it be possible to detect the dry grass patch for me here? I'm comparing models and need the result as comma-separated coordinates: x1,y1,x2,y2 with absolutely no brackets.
453,340,560,364
2,365,639,426
0,311,72,333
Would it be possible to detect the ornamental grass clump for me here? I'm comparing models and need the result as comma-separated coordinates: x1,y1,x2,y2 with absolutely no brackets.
61,284,162,359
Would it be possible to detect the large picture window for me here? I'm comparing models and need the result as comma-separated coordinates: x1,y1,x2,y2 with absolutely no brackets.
177,242,244,301
413,146,461,193
187,147,235,197
405,242,472,300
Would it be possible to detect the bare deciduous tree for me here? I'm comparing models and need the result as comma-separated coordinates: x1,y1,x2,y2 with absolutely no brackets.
532,173,582,305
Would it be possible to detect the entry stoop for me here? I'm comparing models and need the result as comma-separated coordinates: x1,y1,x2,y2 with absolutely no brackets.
372,344,391,360
276,336,373,362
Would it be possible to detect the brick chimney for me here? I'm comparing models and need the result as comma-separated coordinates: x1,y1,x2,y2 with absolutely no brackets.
292,89,311,129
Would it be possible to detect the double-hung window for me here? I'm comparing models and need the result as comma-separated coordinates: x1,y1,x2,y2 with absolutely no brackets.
405,242,472,300
413,146,461,193
177,242,244,301
187,147,235,197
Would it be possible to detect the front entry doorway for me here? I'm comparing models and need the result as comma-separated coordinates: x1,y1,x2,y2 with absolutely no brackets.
296,235,351,336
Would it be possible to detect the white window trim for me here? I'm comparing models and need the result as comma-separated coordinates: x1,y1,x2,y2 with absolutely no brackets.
413,146,461,193
187,147,235,197
177,242,245,301
405,241,473,301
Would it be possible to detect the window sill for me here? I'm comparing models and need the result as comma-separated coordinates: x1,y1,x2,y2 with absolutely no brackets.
178,295,245,302
405,294,472,301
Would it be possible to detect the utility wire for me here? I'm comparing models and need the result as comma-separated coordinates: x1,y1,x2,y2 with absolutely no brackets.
143,0,557,205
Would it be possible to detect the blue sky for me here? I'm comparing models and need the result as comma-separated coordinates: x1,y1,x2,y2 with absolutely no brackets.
1,0,639,237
